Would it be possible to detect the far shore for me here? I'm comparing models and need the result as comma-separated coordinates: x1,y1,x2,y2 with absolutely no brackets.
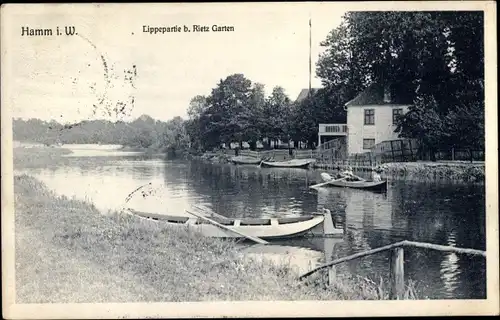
195,150,485,184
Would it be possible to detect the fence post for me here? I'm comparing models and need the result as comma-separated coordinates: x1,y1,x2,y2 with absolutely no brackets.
452,148,455,161
400,140,405,162
409,140,414,161
390,141,395,162
328,265,336,287
390,247,405,300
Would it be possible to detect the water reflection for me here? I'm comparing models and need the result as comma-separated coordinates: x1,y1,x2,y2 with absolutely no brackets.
311,175,486,299
440,230,461,298
184,162,319,218
18,148,486,299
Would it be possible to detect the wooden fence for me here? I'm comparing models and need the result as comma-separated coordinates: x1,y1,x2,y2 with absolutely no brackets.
316,138,347,163
238,149,260,158
298,240,486,300
433,148,485,162
371,139,419,164
294,149,318,159
346,152,374,168
238,149,315,161
371,139,484,163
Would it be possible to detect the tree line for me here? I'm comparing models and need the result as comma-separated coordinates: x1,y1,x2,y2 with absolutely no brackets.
13,115,189,155
183,75,346,151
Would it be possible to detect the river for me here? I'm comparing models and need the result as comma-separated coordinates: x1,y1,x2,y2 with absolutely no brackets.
17,144,486,299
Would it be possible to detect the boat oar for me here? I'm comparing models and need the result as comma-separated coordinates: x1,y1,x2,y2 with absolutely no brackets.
185,209,269,245
351,173,366,182
309,177,346,189
193,205,228,221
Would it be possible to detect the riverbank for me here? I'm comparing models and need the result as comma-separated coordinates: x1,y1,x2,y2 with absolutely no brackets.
13,146,73,170
196,149,485,183
377,161,485,183
14,174,414,302
196,151,233,163
314,161,485,183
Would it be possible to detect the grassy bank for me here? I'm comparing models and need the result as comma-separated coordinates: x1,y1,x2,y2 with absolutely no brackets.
13,146,73,170
196,151,232,164
15,175,412,303
378,161,485,183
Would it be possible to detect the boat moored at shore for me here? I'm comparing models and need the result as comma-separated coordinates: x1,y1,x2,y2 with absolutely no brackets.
230,156,262,165
125,208,343,239
260,158,315,169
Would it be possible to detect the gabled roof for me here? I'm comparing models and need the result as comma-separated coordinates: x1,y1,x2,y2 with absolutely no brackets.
295,88,320,103
345,83,414,107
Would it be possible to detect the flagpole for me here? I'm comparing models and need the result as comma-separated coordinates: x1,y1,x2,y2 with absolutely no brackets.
309,17,312,95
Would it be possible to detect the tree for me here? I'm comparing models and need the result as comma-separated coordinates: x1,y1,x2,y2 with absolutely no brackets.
185,95,208,151
245,83,266,150
290,96,317,149
261,86,292,148
158,116,190,156
317,19,368,105
396,94,450,160
204,74,254,148
187,95,208,120
288,88,347,149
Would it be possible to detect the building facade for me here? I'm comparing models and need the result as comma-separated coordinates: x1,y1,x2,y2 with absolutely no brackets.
346,104,411,154
345,83,413,155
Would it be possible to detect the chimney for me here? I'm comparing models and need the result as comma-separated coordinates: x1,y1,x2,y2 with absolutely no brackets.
383,84,391,103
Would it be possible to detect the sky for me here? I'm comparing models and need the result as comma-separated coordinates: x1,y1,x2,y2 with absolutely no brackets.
4,3,347,124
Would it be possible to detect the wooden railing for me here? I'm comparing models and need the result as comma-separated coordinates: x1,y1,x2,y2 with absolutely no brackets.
316,139,347,163
298,240,486,300
371,139,485,163
238,149,316,161
371,139,419,164
318,138,344,151
318,123,348,135
294,149,318,159
238,150,261,158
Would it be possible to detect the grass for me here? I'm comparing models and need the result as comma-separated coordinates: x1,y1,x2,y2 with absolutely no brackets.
13,146,73,169
379,161,485,183
14,175,420,303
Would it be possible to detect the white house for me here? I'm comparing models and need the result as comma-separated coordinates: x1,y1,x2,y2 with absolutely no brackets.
344,83,413,155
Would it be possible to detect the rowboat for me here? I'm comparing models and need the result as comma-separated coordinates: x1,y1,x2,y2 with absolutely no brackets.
125,208,343,239
317,173,387,191
323,179,387,191
260,159,315,169
230,156,262,165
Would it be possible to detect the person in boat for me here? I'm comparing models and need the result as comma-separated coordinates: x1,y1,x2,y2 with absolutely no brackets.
336,166,360,181
371,168,382,182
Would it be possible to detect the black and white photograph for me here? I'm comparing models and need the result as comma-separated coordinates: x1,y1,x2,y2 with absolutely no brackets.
1,2,498,318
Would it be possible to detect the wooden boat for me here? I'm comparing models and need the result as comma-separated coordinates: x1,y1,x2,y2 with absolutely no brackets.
324,179,387,191
260,159,315,169
318,173,388,191
125,208,343,239
230,156,262,165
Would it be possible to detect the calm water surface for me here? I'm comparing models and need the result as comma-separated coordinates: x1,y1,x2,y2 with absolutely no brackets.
18,145,486,299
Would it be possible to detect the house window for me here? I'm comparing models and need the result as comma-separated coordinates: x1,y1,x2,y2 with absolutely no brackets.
393,108,403,125
363,138,375,150
364,109,375,125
